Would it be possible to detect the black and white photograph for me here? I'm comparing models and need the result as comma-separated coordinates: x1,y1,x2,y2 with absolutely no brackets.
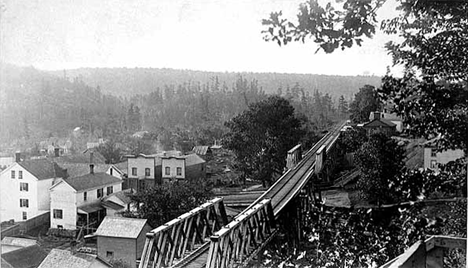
0,0,466,267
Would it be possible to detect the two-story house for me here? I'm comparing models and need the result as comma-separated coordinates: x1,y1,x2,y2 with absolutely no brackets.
49,166,122,232
0,157,66,222
126,154,156,191
125,152,206,191
161,155,185,182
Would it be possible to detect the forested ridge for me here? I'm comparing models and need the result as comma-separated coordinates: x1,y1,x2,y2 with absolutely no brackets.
48,67,381,99
1,63,358,152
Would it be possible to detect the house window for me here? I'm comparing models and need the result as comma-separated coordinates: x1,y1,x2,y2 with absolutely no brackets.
84,192,87,201
106,251,114,258
97,188,104,198
431,160,437,169
165,167,170,176
18,171,23,179
145,168,150,176
22,211,27,220
53,209,63,219
132,167,137,176
11,170,15,179
20,182,28,192
110,169,113,176
20,199,29,208
176,167,182,176
431,148,437,157
139,180,146,191
107,186,113,195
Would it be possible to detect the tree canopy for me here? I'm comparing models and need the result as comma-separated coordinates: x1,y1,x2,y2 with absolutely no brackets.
123,179,213,227
262,0,468,152
223,96,305,186
354,133,405,204
349,85,381,123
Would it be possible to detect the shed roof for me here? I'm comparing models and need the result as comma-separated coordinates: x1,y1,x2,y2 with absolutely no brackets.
184,154,205,166
37,249,110,268
102,189,132,204
2,245,47,268
63,172,121,192
95,216,148,239
193,146,211,155
18,159,67,180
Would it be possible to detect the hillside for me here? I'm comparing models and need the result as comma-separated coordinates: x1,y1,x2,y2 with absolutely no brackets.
49,68,382,99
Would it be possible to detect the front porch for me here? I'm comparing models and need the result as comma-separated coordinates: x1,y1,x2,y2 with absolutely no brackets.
77,203,106,236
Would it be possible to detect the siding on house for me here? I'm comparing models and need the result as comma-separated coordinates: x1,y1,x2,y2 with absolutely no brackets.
95,217,152,268
423,147,465,170
97,237,136,268
49,173,122,230
0,162,59,222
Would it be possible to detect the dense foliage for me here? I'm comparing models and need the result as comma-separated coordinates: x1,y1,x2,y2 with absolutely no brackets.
1,65,351,155
354,133,405,204
122,179,213,227
262,0,468,152
339,128,367,154
223,96,306,186
258,198,466,268
349,85,381,123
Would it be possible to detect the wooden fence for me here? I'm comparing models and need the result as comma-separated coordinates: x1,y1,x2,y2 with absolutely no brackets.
1,212,50,239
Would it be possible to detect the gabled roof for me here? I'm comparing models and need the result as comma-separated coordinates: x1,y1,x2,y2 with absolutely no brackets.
95,216,149,239
37,249,111,268
58,163,112,178
62,172,121,192
102,189,132,204
363,118,396,128
114,162,127,175
184,154,205,166
53,150,106,164
2,245,47,268
18,159,67,180
193,146,212,155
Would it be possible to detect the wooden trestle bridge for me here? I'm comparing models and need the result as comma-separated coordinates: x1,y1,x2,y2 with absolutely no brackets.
138,122,346,268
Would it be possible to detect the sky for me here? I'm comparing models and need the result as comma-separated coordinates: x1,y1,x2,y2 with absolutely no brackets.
0,0,401,76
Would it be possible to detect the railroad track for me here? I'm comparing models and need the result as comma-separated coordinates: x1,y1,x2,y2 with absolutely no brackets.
179,122,345,268
246,121,345,216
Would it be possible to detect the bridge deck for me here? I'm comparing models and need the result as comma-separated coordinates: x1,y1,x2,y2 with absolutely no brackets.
247,122,345,216
179,122,345,268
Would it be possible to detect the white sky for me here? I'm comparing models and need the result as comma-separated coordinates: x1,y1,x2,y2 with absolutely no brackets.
0,0,400,75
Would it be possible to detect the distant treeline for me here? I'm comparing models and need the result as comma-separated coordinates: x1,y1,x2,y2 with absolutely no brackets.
50,67,381,100
1,64,357,152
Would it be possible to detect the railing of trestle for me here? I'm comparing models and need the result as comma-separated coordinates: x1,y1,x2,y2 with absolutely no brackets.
205,199,276,268
139,197,228,268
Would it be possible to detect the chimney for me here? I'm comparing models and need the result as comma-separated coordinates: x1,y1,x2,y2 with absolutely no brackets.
90,164,95,174
370,111,381,121
15,152,21,162
54,147,60,157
